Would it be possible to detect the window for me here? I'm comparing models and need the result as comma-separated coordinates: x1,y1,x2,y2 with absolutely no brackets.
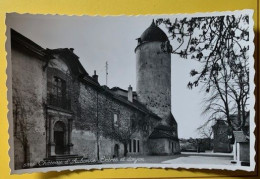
133,140,136,153
48,76,70,110
129,139,140,153
137,140,140,153
143,124,149,131
53,76,66,101
114,114,119,127
130,139,140,153
129,140,132,153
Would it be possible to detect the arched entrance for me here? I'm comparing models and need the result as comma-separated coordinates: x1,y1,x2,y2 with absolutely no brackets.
114,144,119,158
54,121,66,155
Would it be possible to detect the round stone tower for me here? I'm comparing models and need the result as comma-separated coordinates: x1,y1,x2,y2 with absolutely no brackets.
135,20,171,123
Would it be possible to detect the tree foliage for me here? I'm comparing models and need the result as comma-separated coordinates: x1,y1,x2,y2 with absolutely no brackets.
196,120,213,139
156,14,250,131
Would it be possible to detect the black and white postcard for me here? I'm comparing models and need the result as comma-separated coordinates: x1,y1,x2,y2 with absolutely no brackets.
5,9,255,173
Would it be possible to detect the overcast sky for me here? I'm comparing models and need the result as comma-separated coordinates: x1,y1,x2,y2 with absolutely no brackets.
6,13,208,139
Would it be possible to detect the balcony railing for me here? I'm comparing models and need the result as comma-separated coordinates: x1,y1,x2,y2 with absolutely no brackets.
47,94,71,111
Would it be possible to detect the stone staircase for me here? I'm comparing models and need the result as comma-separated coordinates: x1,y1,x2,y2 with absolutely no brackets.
44,154,83,161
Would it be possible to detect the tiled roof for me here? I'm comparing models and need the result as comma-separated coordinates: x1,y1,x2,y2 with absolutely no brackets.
166,113,177,125
139,20,168,43
149,125,178,140
11,29,46,59
107,90,161,119
149,130,178,140
233,131,249,143
155,124,175,131
111,86,128,92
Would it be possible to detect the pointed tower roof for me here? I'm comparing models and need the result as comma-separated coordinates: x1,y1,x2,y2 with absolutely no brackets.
139,20,168,43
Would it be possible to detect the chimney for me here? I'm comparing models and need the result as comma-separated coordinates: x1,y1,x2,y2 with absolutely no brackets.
128,85,133,102
92,70,98,82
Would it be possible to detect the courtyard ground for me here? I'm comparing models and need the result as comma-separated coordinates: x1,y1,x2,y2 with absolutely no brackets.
102,152,234,165
161,152,233,165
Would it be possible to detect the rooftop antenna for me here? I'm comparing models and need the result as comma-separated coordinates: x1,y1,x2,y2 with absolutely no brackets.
105,61,108,86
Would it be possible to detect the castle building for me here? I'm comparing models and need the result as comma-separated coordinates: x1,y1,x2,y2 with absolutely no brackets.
11,21,180,170
212,120,233,153
212,112,250,154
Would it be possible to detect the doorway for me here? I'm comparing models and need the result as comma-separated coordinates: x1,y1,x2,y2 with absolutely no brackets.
54,121,66,155
114,144,119,158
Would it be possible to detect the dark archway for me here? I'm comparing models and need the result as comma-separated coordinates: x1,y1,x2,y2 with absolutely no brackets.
54,121,66,155
114,144,119,158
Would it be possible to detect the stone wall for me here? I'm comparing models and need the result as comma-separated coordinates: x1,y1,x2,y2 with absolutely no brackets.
12,48,47,169
71,82,98,159
148,138,168,155
71,130,97,159
73,81,160,159
148,138,179,155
